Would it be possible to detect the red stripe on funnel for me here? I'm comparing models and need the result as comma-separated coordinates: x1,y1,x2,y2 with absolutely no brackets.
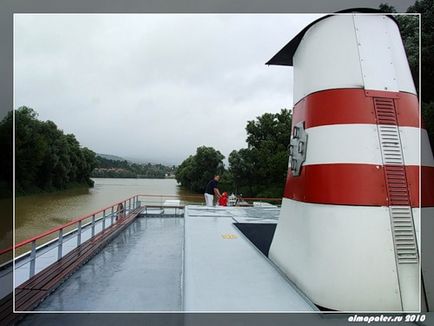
407,165,434,208
292,89,421,129
283,164,434,207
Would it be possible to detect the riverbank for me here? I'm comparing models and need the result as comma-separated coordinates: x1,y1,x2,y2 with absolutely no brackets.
15,181,93,198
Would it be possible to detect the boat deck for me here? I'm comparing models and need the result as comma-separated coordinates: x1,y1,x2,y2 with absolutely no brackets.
37,217,184,311
184,206,314,311
16,205,316,312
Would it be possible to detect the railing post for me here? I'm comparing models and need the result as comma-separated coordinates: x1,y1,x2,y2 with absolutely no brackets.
57,228,63,260
91,214,95,237
102,209,106,230
129,198,131,211
111,206,114,225
124,201,127,216
29,240,36,278
77,220,82,247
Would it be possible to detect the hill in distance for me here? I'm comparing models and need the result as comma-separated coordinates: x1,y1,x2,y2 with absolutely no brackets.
96,153,127,161
93,154,176,179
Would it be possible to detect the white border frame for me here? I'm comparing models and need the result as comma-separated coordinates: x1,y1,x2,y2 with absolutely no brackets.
11,11,422,315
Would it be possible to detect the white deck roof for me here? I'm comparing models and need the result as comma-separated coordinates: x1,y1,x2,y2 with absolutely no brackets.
184,206,316,311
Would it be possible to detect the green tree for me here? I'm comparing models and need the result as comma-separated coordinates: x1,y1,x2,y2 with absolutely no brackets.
15,107,49,192
91,156,172,179
228,148,255,195
0,111,13,196
7,106,97,194
175,146,224,193
79,147,97,186
407,0,434,148
229,109,292,197
408,0,433,102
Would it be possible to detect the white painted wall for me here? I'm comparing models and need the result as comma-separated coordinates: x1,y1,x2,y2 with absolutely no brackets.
269,198,403,311
293,15,416,104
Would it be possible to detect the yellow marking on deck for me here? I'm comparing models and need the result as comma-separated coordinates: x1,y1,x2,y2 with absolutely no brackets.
221,234,238,239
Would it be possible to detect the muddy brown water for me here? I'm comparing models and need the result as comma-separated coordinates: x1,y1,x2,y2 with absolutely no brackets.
2,178,201,256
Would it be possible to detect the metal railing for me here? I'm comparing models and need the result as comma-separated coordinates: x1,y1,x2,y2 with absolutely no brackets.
0,193,282,279
0,194,140,278
137,194,202,205
135,193,282,206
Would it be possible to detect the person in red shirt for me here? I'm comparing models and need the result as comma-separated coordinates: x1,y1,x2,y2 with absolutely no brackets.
218,192,228,206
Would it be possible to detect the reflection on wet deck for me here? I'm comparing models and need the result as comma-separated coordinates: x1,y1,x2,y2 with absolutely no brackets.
36,217,184,311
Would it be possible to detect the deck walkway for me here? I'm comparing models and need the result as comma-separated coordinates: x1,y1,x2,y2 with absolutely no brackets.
7,205,315,322
184,206,315,311
0,206,143,325
36,217,184,311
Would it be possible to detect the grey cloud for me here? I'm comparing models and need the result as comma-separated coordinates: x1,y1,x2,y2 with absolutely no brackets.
15,14,321,165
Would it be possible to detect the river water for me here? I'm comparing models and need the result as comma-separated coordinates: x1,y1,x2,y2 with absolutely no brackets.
9,178,199,251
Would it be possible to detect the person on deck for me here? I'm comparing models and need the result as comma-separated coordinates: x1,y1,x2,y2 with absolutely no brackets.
116,203,124,221
204,175,221,207
218,192,228,206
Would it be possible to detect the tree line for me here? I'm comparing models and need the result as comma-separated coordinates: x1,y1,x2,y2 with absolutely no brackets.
0,106,178,196
92,156,175,179
0,107,97,195
176,109,292,198
176,1,433,198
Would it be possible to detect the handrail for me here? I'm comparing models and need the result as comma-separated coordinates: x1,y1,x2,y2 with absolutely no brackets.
238,197,281,201
0,192,283,283
0,194,138,256
137,194,203,198
1,193,282,256
137,193,282,201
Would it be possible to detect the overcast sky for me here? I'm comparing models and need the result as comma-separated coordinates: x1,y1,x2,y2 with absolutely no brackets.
15,14,323,165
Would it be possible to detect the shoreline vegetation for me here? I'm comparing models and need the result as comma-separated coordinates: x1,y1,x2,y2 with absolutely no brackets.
0,107,178,198
91,156,176,179
15,181,91,198
4,107,97,197
175,109,292,198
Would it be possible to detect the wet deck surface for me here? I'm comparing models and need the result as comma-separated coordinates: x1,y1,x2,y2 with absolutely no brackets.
36,217,184,311
20,205,315,313
13,211,124,290
184,206,315,311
